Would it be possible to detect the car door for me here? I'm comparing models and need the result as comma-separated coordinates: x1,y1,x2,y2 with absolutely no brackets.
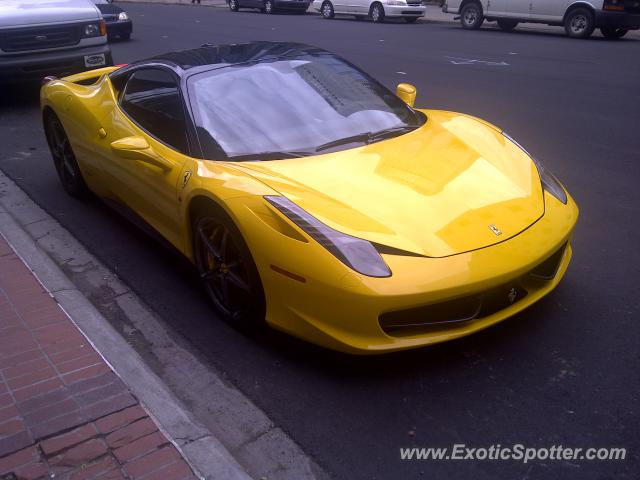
529,0,569,21
101,67,191,250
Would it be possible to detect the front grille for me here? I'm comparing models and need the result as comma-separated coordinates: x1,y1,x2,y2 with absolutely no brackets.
102,14,119,22
380,284,527,336
0,24,81,53
379,244,567,337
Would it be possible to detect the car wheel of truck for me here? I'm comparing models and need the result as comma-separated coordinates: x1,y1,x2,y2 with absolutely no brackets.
564,7,595,38
229,0,239,11
264,0,275,14
370,2,385,23
460,2,484,29
44,112,89,199
600,26,628,39
321,1,334,18
497,19,518,31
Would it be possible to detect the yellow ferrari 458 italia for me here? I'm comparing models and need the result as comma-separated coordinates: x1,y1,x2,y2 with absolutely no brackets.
40,42,578,354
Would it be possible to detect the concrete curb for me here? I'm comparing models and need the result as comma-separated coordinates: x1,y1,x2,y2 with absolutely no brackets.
0,173,252,480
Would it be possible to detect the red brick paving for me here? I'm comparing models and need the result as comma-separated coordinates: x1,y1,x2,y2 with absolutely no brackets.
0,235,196,479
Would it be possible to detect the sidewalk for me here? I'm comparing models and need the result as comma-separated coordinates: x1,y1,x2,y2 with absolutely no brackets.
0,236,195,480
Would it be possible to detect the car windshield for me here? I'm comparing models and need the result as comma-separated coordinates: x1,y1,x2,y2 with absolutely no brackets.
187,53,426,161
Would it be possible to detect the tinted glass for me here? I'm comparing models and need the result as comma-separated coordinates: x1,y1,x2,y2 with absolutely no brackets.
121,68,189,154
187,54,425,160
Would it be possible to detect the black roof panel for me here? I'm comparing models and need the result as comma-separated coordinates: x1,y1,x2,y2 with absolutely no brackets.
146,41,329,71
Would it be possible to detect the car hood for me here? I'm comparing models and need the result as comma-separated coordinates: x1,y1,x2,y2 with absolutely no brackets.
95,3,123,16
233,110,545,258
0,0,101,28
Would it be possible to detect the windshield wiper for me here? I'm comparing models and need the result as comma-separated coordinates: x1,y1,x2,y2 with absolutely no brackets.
314,125,418,153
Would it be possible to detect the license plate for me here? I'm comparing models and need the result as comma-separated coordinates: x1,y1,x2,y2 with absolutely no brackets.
84,54,106,68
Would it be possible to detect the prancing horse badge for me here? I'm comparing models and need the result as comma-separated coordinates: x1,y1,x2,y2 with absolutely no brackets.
488,224,502,236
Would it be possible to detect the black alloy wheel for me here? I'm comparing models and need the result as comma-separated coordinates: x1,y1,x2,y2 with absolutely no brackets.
193,213,265,328
44,113,88,198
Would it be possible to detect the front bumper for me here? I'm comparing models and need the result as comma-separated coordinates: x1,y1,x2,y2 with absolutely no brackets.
384,5,426,17
0,43,113,84
229,190,579,354
595,10,640,29
106,20,133,38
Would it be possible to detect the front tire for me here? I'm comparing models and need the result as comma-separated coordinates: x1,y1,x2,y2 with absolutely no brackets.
460,2,484,29
44,112,89,199
564,7,595,38
321,1,334,19
229,0,239,11
600,26,628,39
497,19,517,31
193,209,266,330
370,2,385,23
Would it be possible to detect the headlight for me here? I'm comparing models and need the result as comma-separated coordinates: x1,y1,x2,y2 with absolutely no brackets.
82,20,106,37
502,131,567,205
265,196,391,278
118,12,129,21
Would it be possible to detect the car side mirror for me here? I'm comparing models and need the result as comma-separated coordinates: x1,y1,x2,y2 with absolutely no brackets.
396,83,417,108
111,136,174,171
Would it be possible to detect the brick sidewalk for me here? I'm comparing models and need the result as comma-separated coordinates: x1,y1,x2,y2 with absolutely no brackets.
0,236,196,480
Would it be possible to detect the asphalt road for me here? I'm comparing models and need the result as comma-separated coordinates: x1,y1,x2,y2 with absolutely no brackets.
2,4,639,479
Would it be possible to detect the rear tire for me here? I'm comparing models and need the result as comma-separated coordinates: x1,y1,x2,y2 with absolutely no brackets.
370,2,385,23
321,1,334,18
600,26,628,39
193,208,266,331
460,2,483,29
564,7,595,38
497,19,518,31
44,112,89,199
229,0,239,11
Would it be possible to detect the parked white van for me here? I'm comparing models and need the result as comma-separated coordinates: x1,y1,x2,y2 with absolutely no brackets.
312,0,427,23
442,0,640,38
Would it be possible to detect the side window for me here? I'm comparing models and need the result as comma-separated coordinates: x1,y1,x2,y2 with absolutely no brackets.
120,68,189,154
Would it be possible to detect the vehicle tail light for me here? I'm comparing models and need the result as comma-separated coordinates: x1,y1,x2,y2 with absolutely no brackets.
603,0,625,11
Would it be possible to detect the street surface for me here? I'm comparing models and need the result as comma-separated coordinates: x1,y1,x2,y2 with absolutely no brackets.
1,4,639,479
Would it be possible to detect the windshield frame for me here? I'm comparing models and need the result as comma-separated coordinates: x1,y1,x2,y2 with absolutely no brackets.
184,53,427,162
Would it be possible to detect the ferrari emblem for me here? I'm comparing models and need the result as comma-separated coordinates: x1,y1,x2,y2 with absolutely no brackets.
507,288,518,304
488,224,502,236
182,170,192,189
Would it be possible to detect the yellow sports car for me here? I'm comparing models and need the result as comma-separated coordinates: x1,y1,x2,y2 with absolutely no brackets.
41,42,578,354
